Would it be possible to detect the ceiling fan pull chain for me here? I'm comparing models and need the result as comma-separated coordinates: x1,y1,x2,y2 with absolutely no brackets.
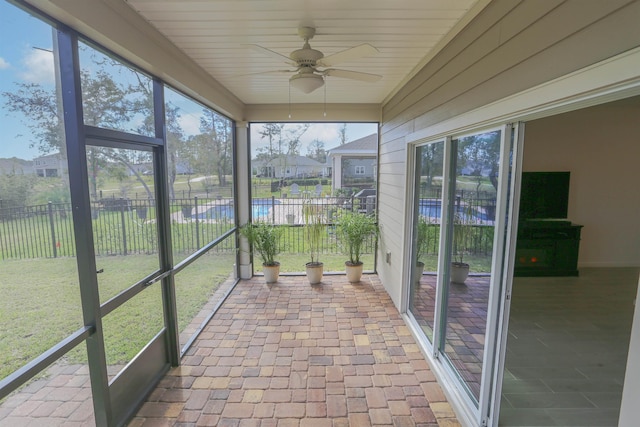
288,81,292,119
323,78,327,117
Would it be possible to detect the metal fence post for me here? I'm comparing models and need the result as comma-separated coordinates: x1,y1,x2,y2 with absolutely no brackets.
271,195,275,224
120,199,128,255
48,201,57,258
194,196,200,249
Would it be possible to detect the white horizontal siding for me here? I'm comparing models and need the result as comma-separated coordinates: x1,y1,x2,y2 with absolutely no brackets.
376,0,640,308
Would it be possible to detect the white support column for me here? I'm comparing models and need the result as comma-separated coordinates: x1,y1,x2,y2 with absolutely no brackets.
333,154,342,191
235,121,252,279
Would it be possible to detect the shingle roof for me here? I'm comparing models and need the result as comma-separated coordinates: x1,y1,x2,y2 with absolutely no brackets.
327,133,377,155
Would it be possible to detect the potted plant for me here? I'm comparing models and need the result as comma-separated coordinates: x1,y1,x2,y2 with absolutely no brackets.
303,202,324,285
414,215,431,284
451,210,473,284
239,222,283,283
336,210,377,283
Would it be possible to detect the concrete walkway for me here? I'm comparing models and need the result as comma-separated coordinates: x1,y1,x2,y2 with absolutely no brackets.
130,275,460,426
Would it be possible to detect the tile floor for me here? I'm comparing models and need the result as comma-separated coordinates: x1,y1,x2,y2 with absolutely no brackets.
499,268,639,426
129,274,462,426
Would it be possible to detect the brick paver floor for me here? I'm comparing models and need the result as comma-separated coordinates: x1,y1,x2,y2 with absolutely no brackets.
130,275,460,427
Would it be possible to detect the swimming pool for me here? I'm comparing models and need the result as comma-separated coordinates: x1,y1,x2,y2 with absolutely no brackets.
197,199,281,220
418,199,491,222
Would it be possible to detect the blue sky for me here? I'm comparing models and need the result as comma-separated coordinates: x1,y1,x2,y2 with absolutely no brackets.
0,2,378,162
0,1,56,160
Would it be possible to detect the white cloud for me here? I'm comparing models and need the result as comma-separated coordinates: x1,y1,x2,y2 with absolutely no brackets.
0,57,10,69
178,113,201,136
19,48,54,84
302,124,340,148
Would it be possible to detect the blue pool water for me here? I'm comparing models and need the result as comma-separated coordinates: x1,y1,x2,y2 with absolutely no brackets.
419,199,491,222
197,199,280,220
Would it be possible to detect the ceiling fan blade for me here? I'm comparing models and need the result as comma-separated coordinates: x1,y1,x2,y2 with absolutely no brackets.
323,68,382,83
242,69,296,76
317,43,379,67
249,44,297,66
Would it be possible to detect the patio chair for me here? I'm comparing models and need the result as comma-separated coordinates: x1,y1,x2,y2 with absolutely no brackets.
291,183,300,197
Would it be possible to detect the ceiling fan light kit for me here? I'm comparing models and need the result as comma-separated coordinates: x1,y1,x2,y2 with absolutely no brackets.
252,26,382,94
289,73,324,94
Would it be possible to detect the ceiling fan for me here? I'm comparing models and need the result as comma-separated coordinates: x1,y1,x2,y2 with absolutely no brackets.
250,27,382,94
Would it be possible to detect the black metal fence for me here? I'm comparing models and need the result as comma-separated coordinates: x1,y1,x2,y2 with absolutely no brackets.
0,198,236,260
0,193,495,261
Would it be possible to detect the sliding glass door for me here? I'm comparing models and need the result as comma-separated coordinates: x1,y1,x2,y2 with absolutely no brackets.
408,124,521,425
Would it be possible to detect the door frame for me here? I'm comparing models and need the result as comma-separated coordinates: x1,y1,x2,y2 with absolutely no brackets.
83,131,176,426
405,123,519,425
57,28,178,425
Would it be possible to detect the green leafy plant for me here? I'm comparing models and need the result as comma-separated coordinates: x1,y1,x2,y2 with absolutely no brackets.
336,210,378,265
303,201,324,265
452,208,474,265
415,215,431,263
239,222,283,266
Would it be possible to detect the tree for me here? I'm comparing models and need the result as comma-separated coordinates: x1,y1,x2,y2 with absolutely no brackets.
307,139,327,163
257,123,285,160
190,109,232,190
458,131,501,193
3,83,65,156
419,143,444,192
2,51,172,201
255,123,310,180
284,124,309,156
339,123,348,145
0,172,34,210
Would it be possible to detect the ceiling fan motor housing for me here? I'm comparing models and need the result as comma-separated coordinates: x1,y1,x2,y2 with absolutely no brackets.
290,43,324,67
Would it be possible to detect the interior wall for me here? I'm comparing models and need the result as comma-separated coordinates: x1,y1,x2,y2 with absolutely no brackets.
522,97,640,267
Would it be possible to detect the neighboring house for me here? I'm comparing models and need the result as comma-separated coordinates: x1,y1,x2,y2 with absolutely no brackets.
175,159,193,175
327,133,377,191
132,160,193,176
253,155,325,179
32,153,67,178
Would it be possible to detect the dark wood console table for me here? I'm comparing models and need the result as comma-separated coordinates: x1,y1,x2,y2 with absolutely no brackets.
514,220,582,277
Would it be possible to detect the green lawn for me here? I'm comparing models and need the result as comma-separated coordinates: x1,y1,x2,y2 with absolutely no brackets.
0,254,234,380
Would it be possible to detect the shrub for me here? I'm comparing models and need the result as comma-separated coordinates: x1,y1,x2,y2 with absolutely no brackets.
336,211,377,265
239,222,283,266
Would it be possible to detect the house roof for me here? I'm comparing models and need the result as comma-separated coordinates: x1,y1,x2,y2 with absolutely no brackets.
33,153,65,161
328,134,378,156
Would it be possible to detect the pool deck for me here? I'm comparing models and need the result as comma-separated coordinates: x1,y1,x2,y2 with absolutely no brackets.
172,198,340,225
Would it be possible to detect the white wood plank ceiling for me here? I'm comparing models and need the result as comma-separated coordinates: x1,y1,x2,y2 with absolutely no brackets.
126,0,484,105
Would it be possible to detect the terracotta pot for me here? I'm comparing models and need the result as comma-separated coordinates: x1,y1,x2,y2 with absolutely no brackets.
305,262,324,285
345,261,364,283
262,262,280,284
451,262,470,284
